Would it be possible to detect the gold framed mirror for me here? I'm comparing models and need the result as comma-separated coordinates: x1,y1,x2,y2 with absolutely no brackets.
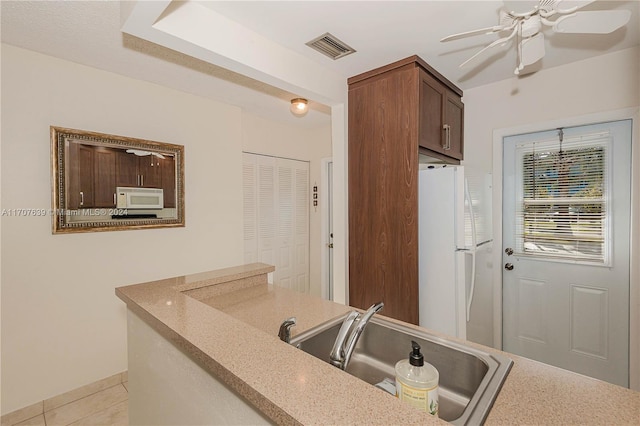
51,126,185,233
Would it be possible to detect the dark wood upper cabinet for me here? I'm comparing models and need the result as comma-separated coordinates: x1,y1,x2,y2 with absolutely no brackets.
418,70,464,160
347,56,464,325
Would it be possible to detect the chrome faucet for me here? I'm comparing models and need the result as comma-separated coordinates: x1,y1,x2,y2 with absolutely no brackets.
329,302,384,370
278,317,297,343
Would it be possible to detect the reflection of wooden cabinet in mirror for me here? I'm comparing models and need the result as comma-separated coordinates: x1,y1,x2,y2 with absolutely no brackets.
68,144,118,209
69,146,178,209
94,147,117,208
67,143,95,209
114,151,177,208
161,157,176,208
116,151,160,188
137,156,162,188
52,126,185,233
116,150,138,187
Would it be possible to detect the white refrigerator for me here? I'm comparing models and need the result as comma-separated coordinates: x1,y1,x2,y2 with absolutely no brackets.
418,165,494,346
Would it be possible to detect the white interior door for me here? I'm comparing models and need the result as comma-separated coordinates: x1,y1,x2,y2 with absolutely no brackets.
502,120,631,387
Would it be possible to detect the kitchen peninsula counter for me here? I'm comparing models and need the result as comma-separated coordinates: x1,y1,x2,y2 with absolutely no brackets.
116,263,639,425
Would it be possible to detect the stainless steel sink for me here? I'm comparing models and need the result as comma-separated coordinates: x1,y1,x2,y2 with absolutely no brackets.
290,313,512,425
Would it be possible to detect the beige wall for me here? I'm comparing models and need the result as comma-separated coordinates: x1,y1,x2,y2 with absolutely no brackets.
0,44,247,414
241,113,332,297
462,46,640,389
463,47,640,172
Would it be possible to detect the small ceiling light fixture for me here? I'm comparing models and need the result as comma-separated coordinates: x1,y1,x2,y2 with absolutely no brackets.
290,98,309,117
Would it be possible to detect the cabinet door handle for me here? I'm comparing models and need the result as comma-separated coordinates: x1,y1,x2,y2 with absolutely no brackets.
443,124,451,150
113,193,116,206
137,175,140,186
80,191,84,206
141,175,144,187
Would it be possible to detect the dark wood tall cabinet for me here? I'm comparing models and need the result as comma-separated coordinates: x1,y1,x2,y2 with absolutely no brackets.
348,55,464,325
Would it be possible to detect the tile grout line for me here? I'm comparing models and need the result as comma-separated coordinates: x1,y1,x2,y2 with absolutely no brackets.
43,382,127,420
0,401,44,426
60,385,128,426
3,372,128,426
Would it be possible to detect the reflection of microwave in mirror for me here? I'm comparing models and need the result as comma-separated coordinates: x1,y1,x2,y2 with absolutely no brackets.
52,126,184,233
116,187,163,210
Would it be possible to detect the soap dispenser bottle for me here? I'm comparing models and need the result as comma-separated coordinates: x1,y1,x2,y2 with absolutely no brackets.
395,340,439,416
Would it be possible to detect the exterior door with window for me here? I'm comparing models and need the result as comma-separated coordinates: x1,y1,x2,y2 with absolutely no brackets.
502,120,631,387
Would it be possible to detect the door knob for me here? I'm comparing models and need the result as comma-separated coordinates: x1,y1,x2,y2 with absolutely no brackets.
505,247,514,256
504,263,514,271
328,243,334,248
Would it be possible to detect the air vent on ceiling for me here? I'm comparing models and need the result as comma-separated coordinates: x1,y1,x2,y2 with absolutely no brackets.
305,32,356,60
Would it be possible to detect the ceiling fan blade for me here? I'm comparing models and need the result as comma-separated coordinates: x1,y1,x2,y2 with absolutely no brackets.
440,25,510,42
459,25,519,68
553,10,632,34
521,33,546,66
553,0,596,14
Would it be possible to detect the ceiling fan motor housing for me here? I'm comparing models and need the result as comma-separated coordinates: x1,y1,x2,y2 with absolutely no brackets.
521,15,543,38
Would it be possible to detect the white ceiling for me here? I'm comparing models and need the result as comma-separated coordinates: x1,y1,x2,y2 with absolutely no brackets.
0,0,331,127
2,1,638,128
200,0,639,88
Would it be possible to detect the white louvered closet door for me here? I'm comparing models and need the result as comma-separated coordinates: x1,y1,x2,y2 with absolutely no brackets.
277,160,294,288
243,153,309,293
294,162,309,293
242,154,258,263
257,155,277,278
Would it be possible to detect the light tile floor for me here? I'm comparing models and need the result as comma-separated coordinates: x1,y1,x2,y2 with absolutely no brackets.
7,384,128,426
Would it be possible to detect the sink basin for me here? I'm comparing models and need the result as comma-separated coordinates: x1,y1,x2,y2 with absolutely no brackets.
290,313,512,425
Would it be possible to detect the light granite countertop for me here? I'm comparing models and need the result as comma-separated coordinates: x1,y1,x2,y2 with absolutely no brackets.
116,263,640,425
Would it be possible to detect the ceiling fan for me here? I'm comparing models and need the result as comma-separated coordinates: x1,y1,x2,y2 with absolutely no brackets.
441,0,632,75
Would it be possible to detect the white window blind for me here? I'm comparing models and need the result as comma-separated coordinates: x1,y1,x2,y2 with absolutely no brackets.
515,131,610,264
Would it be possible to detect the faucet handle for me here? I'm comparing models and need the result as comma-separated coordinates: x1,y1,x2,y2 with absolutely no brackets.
278,317,297,343
329,311,359,367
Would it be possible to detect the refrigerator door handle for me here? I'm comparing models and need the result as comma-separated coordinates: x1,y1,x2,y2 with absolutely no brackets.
466,250,477,322
465,179,478,322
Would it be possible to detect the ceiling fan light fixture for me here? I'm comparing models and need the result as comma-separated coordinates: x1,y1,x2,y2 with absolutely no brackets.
290,98,309,117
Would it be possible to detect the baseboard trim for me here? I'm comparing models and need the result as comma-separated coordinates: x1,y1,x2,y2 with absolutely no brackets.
1,371,128,426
